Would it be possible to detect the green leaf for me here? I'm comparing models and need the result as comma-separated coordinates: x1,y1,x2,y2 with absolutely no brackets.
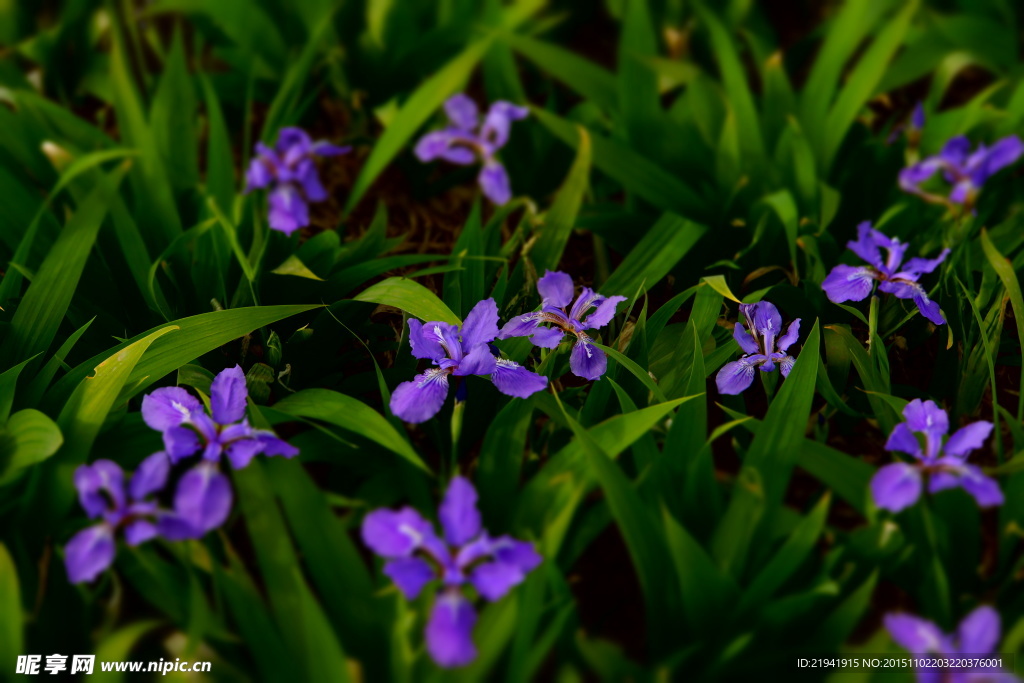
738,493,831,615
91,621,163,683
711,320,821,578
532,108,706,220
821,1,918,167
46,305,322,410
344,35,496,214
0,409,63,483
600,213,707,297
271,389,429,472
353,276,461,325
531,126,591,273
980,229,1024,420
272,254,326,281
0,543,22,672
505,34,618,112
694,1,765,159
1,166,127,367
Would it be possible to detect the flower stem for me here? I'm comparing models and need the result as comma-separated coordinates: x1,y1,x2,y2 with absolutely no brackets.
450,398,465,475
867,293,879,357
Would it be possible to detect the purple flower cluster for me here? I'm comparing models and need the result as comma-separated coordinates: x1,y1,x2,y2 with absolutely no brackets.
65,366,299,583
871,399,1000,513
822,221,948,325
391,273,627,423
246,127,350,235
886,606,1011,681
65,456,193,584
716,301,800,395
498,270,627,381
415,94,528,205
362,476,541,668
391,299,548,423
900,134,1023,209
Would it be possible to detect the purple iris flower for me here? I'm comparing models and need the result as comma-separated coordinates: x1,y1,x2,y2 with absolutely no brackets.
888,102,926,145
716,301,800,395
871,399,1001,513
414,94,528,205
497,270,626,381
900,134,1023,209
886,606,1011,682
821,221,949,325
245,127,350,235
361,476,542,668
65,455,193,583
141,366,299,534
390,298,548,424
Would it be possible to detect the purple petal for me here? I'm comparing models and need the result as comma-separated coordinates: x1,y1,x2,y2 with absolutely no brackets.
912,290,945,325
529,325,566,349
491,359,548,398
408,319,447,361
141,387,202,432
211,365,248,425
776,318,801,353
254,432,300,459
979,135,1023,178
944,421,993,459
478,162,512,205
470,561,527,602
246,156,273,190
415,130,456,163
470,537,541,601
871,462,923,512
822,265,876,303
885,612,945,654
360,507,435,558
174,464,233,534
390,369,450,423
295,158,328,202
268,184,309,236
902,399,949,435
939,136,971,166
958,606,1000,654
911,103,925,130
123,519,158,546
747,301,783,340
569,288,601,323
716,359,757,395
276,127,312,158
498,313,542,340
480,101,529,149
156,513,202,541
779,355,796,378
949,179,974,205
384,557,436,600
439,476,481,547
584,295,627,330
444,94,480,132
899,158,942,194
311,141,350,157
537,271,575,309
733,321,759,355
163,426,202,461
130,452,170,500
928,468,962,494
846,222,885,269
454,344,497,377
569,337,607,380
885,423,924,459
959,465,1004,508
65,525,116,584
74,462,117,518
461,298,500,349
225,438,263,470
426,591,478,669
901,248,950,277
